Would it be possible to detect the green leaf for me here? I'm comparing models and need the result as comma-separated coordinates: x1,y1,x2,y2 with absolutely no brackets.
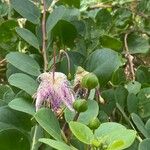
115,86,128,109
34,108,62,141
145,119,150,135
0,129,30,150
111,68,126,85
52,20,77,47
69,121,94,144
125,140,139,150
0,2,8,17
8,97,35,116
85,48,123,86
137,0,150,14
114,8,132,29
6,63,22,79
0,106,32,131
100,89,116,115
65,100,99,125
6,52,41,76
8,73,38,96
31,125,43,150
127,34,149,54
46,6,79,34
95,9,112,31
61,0,80,8
131,113,149,138
136,66,150,85
45,0,53,9
39,138,74,150
46,6,66,33
107,140,125,150
107,129,136,150
100,35,123,51
95,122,126,138
95,123,136,150
125,81,141,95
138,87,150,118
127,93,138,114
16,27,39,49
11,0,40,24
138,139,150,150
0,85,15,102
0,122,16,131
0,20,18,55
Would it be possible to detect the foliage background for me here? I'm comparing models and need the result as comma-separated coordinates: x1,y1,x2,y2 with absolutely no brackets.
0,0,150,149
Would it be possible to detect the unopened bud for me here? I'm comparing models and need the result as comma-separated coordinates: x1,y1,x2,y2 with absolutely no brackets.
81,73,99,90
73,99,88,113
88,117,100,130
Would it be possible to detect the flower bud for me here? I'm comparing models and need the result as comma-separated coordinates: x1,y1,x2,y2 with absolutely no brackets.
67,73,72,80
73,99,88,113
88,117,100,130
92,139,102,148
81,73,99,90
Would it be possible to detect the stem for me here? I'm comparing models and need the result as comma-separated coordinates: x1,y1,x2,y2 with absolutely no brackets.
0,59,6,65
95,88,105,104
59,49,71,78
62,112,80,144
6,0,12,19
73,112,80,121
124,33,135,81
52,42,57,83
89,3,112,9
42,0,48,72
0,68,6,72
84,89,90,100
49,0,59,12
31,125,38,150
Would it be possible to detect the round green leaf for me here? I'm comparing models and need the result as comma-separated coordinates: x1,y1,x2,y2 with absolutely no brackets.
95,122,126,138
127,34,149,54
127,93,138,114
138,87,150,118
125,81,141,95
136,66,150,85
69,121,94,144
107,129,136,150
0,20,18,54
138,139,150,150
61,0,80,8
52,20,77,47
65,100,99,125
100,35,123,51
85,48,123,86
95,9,112,31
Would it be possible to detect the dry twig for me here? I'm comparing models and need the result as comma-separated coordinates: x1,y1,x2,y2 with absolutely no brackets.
124,33,135,80
89,3,112,9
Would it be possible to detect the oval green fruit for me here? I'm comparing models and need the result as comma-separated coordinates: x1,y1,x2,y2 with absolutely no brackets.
88,117,100,130
81,73,99,90
73,99,88,113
